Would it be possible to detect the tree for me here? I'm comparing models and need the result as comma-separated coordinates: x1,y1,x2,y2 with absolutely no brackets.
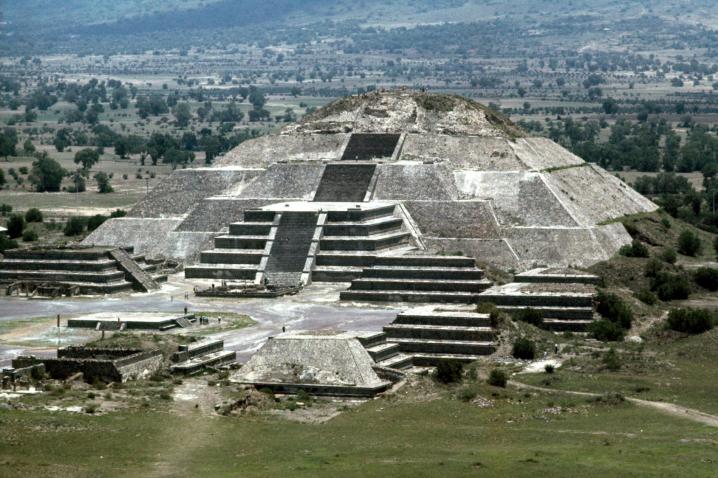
25,208,43,223
74,148,100,171
602,98,619,115
94,172,113,193
678,230,702,256
0,128,18,159
0,169,4,187
53,128,72,152
23,138,35,155
64,217,85,236
172,103,192,127
6,214,25,238
29,153,66,192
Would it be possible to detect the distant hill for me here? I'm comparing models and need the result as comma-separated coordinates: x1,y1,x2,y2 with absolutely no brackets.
2,0,718,55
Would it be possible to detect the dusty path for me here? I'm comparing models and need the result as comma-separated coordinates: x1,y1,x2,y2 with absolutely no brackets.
511,380,718,428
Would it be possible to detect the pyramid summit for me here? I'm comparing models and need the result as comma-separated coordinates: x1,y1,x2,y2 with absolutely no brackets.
85,90,657,281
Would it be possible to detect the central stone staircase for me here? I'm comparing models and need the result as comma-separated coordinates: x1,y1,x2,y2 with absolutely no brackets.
264,212,319,288
313,163,377,202
171,339,236,375
341,133,401,161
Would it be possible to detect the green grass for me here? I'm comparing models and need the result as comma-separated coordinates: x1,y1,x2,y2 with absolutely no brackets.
191,311,255,335
1,378,716,477
518,328,718,416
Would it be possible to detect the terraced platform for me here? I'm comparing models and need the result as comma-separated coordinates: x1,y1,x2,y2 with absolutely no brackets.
0,247,165,295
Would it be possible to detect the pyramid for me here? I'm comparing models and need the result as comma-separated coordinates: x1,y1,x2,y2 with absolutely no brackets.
84,90,656,273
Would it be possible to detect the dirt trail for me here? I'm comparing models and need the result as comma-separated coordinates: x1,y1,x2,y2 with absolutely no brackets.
146,379,222,478
510,380,718,428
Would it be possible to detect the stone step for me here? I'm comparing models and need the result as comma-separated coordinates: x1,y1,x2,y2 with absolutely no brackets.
411,353,483,366
243,210,277,222
8,280,134,295
387,338,496,355
340,289,483,304
374,255,475,268
322,217,403,237
313,163,377,202
315,252,378,267
349,278,492,293
228,222,273,236
184,264,258,280
365,342,401,362
355,331,387,348
377,353,413,370
326,205,396,222
362,266,484,280
200,249,264,265
320,231,410,251
4,249,113,261
0,258,119,272
384,323,495,341
0,269,127,284
514,271,601,285
477,293,594,308
214,235,269,250
395,311,491,327
542,319,595,332
171,350,236,375
311,266,363,282
497,305,595,320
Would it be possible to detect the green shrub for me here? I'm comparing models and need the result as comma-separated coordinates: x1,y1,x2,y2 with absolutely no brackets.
544,364,555,374
22,229,38,242
661,217,671,229
87,214,108,232
714,236,718,257
434,360,464,384
6,214,25,238
595,291,633,329
603,348,621,371
458,387,478,402
0,203,12,216
110,209,127,218
487,369,507,388
693,267,718,291
0,234,18,252
24,208,43,223
666,308,715,334
512,337,536,360
651,272,691,301
644,257,664,278
635,288,657,305
677,230,702,256
619,239,649,258
589,319,625,342
63,216,86,236
512,308,543,326
660,248,677,264
476,302,497,314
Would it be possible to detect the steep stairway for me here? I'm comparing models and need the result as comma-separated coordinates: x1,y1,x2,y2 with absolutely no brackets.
108,248,159,292
341,133,401,160
264,212,319,288
313,163,377,202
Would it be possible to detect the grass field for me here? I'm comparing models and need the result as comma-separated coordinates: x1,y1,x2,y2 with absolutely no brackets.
1,374,717,477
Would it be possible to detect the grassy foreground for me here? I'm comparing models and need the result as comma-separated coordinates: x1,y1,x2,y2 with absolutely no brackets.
1,375,717,478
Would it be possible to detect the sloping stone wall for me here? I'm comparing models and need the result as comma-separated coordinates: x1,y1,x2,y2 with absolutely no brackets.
373,164,458,200
404,201,501,238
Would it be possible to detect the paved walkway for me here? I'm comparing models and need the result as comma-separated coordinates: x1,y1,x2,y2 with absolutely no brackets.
0,275,399,366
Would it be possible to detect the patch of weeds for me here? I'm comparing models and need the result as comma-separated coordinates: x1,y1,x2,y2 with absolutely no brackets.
602,348,622,371
487,369,507,388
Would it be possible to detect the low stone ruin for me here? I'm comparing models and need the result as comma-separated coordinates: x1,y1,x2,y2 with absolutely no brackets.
11,347,163,383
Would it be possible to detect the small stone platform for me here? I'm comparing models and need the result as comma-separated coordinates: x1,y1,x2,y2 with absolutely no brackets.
233,330,393,397
67,312,197,331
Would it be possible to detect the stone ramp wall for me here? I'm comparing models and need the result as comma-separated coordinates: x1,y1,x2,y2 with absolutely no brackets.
373,163,458,200
130,169,257,217
454,171,578,227
176,198,273,232
403,200,501,239
83,218,215,260
543,164,658,226
216,133,347,167
511,137,584,170
233,163,323,200
401,134,525,170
